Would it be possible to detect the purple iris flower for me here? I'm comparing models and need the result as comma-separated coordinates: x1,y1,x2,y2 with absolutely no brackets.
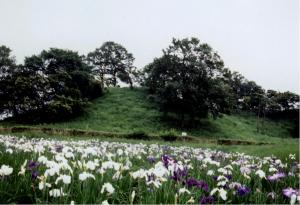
55,144,63,152
282,188,299,198
31,171,39,180
237,185,251,196
225,174,232,180
268,172,286,181
200,196,214,204
147,156,156,164
186,177,209,192
161,155,172,168
28,161,39,170
147,174,156,182
172,167,188,182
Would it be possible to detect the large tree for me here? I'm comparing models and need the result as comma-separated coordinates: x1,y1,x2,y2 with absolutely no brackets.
0,45,17,114
143,38,233,125
87,41,136,88
1,47,102,122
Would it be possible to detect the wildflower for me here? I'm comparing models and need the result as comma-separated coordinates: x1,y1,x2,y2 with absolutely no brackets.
131,169,147,179
85,161,97,171
0,165,13,176
178,187,191,195
38,156,48,164
65,152,74,159
237,185,251,196
267,192,276,200
79,172,95,181
174,193,178,204
38,181,51,190
147,156,156,164
54,145,64,153
255,170,266,178
283,188,298,198
130,190,136,204
210,188,227,201
172,167,188,181
101,182,115,195
207,170,214,176
28,161,39,170
186,177,209,192
268,172,286,181
229,182,242,189
146,180,162,188
289,154,296,160
49,188,65,197
290,194,298,205
240,167,251,175
55,174,71,184
101,200,109,205
161,155,173,168
32,171,39,180
6,148,13,154
186,196,195,204
269,167,278,172
18,160,27,176
200,196,214,204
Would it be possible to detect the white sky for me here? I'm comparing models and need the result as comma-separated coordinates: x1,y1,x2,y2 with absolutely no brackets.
0,0,299,93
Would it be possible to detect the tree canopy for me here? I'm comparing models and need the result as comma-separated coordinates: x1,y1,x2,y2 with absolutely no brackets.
143,38,233,125
0,47,102,122
87,41,137,88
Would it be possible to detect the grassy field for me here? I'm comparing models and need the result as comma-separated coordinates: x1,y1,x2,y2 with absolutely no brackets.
0,87,298,159
2,87,294,140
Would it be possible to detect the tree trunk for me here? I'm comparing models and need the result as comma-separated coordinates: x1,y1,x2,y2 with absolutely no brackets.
129,78,133,89
100,73,104,88
256,106,260,133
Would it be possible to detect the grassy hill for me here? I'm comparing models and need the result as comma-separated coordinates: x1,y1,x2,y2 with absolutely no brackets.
0,87,298,159
33,88,293,140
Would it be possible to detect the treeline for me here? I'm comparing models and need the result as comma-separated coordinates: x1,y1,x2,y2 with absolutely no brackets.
0,42,137,122
0,38,299,136
141,38,299,135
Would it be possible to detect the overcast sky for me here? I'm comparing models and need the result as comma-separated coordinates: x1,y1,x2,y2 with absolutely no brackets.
0,0,299,93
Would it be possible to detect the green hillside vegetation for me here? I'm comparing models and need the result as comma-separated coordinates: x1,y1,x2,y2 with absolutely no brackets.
2,88,295,140
1,87,298,159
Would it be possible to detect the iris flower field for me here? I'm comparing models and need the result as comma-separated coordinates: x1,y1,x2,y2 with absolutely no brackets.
0,134,299,204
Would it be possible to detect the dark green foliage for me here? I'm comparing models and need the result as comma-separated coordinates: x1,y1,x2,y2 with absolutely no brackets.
0,45,17,114
220,68,299,136
143,38,233,125
0,47,103,122
87,41,137,88
125,131,150,141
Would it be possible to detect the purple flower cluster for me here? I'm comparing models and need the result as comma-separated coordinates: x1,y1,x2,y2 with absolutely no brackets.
147,156,156,164
200,196,214,204
54,144,64,152
283,187,300,198
172,167,188,182
162,155,173,168
267,172,286,181
28,161,39,180
237,185,251,196
185,177,209,192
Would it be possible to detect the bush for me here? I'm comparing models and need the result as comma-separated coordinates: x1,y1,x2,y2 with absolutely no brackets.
125,132,150,141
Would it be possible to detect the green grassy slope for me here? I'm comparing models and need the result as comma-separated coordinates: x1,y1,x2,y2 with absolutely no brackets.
30,87,295,141
0,87,298,159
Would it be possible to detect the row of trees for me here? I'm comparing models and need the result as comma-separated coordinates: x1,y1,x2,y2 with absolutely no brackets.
0,38,299,136
0,42,137,122
141,38,299,134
